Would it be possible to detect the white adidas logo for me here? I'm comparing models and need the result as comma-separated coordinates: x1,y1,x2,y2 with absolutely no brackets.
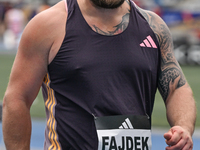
140,35,157,49
119,118,134,129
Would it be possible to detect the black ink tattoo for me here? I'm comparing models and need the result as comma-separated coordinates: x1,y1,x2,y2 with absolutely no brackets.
93,1,130,36
158,65,186,100
137,7,186,101
93,12,130,36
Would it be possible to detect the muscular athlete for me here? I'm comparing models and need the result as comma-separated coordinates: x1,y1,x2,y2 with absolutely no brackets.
137,6,195,150
3,0,196,149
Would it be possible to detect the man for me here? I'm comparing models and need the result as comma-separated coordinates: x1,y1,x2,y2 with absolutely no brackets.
2,0,196,149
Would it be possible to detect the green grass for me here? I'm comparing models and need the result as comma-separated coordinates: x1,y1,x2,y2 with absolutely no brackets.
152,65,200,127
0,53,199,127
0,54,15,100
0,53,46,118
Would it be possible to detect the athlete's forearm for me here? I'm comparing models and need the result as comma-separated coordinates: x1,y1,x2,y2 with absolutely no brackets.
165,85,196,135
3,95,32,150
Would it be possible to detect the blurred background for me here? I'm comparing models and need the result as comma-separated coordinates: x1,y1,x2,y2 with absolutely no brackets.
0,0,200,63
0,0,200,149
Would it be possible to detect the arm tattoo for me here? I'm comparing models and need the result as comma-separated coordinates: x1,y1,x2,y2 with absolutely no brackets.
138,8,186,101
158,65,186,100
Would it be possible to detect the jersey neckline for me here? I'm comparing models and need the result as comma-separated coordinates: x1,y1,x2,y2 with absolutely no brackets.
74,0,133,37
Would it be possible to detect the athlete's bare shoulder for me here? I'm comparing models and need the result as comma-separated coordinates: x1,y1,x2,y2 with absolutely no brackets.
134,4,168,43
134,4,187,101
134,5,173,59
26,1,67,38
20,0,67,63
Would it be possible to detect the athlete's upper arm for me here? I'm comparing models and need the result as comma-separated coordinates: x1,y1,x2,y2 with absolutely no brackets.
138,8,187,102
4,9,57,107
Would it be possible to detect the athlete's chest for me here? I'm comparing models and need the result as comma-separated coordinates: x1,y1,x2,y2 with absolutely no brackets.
49,4,160,79
51,33,158,79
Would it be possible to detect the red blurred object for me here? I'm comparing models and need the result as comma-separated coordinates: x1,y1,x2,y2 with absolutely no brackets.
182,11,193,22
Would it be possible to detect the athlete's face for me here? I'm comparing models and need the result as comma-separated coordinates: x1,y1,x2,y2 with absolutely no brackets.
90,0,125,9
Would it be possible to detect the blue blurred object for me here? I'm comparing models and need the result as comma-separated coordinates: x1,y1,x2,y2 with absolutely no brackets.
160,9,200,26
162,10,183,25
0,120,200,150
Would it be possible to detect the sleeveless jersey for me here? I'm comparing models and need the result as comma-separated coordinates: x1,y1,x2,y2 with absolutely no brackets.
42,0,161,149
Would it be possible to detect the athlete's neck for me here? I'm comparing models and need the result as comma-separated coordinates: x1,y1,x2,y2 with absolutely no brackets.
77,0,131,35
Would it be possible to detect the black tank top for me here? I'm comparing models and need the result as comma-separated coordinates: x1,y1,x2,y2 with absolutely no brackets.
42,0,161,149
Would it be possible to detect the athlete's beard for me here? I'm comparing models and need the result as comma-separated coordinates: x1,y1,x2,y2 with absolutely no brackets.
90,0,125,9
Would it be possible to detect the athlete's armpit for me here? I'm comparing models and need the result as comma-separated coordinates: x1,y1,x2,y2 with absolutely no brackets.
137,7,186,101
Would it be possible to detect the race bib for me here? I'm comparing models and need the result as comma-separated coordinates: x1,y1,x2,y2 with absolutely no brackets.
95,115,152,150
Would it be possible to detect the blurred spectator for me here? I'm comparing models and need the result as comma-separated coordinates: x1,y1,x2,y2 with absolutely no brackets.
3,2,25,50
0,2,12,42
0,3,5,24
0,3,5,41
